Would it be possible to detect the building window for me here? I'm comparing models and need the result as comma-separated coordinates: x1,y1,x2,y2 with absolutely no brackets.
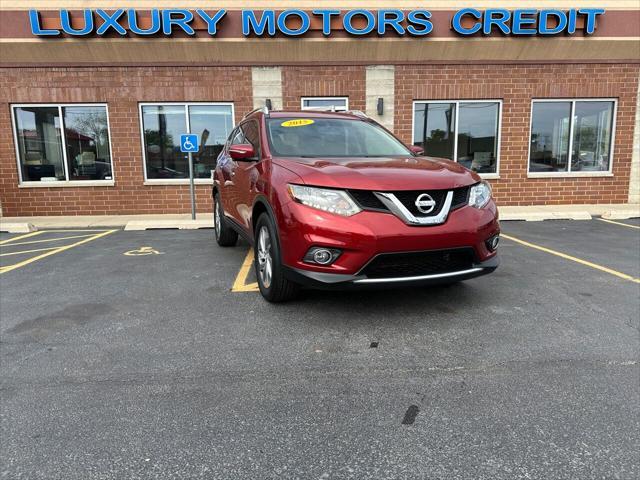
301,97,349,112
529,99,616,174
140,103,234,181
12,104,113,183
413,101,501,175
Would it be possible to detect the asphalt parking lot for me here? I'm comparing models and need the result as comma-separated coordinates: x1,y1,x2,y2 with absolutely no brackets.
1,219,639,479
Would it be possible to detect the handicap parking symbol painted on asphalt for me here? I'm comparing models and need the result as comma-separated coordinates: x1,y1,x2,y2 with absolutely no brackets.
123,246,164,256
180,134,199,153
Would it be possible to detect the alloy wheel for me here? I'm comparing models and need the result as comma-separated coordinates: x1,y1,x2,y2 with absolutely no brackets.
215,201,221,239
257,226,273,289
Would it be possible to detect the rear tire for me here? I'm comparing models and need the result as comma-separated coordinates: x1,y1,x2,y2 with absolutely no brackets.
254,213,299,302
214,193,238,247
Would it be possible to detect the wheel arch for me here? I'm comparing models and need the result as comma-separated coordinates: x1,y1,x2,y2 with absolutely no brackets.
252,196,281,249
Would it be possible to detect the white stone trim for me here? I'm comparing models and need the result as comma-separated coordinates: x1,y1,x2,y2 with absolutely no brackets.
629,75,640,204
365,65,394,132
252,66,282,110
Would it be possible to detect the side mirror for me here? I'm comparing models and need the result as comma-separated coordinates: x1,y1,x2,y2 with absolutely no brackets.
229,144,255,161
409,145,424,155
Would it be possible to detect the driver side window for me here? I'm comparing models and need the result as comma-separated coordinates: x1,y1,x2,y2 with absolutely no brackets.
240,121,261,160
230,128,245,147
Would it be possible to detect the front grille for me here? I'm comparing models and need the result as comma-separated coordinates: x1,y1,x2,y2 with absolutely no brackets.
392,190,448,217
348,186,471,216
360,248,476,279
451,186,470,210
348,190,388,211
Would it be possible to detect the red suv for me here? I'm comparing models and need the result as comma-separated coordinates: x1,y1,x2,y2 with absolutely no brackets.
213,108,499,302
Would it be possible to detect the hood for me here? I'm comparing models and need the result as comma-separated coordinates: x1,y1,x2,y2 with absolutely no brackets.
273,156,480,191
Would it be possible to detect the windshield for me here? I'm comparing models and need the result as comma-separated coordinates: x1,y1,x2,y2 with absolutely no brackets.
266,117,412,158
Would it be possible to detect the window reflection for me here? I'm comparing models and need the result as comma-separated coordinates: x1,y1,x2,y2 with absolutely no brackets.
142,105,188,179
529,102,571,172
189,105,234,178
413,103,456,160
457,102,499,174
413,101,501,174
14,106,65,181
571,102,613,172
529,100,614,173
13,105,113,182
63,106,112,180
141,104,234,180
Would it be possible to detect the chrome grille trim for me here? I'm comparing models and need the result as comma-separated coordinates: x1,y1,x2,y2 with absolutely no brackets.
353,267,484,284
373,190,454,226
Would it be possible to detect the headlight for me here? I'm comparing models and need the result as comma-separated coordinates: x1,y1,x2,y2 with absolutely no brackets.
468,181,492,209
288,184,362,217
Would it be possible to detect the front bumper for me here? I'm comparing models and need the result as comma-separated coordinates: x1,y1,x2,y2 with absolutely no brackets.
283,254,498,290
277,198,500,281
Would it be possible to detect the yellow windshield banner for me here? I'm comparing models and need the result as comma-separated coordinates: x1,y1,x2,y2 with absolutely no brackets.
281,119,315,127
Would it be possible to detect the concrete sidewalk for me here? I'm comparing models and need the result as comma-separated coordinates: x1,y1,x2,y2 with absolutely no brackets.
1,204,639,232
0,214,213,232
498,203,640,221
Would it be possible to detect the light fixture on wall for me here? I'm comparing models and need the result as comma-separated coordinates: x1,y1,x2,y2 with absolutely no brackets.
265,98,273,110
377,97,384,115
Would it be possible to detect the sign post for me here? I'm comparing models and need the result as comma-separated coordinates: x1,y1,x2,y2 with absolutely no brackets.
180,134,199,220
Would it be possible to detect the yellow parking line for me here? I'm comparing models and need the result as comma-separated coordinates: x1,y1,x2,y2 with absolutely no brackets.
0,230,117,275
502,234,640,284
231,249,260,292
597,218,640,230
42,229,114,233
0,246,60,257
0,231,43,245
2,233,98,247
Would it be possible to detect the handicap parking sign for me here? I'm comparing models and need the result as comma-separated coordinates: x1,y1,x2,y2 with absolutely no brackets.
180,134,199,153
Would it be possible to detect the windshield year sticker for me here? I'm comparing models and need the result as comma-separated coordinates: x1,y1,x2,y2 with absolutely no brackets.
281,119,314,127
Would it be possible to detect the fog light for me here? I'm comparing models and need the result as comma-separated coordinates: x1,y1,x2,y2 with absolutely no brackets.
486,235,500,252
303,247,342,265
313,250,332,264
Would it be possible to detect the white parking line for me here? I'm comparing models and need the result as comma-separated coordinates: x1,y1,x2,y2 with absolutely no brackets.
597,218,640,230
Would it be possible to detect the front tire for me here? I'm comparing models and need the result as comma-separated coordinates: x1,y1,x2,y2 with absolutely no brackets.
254,213,299,302
214,193,238,247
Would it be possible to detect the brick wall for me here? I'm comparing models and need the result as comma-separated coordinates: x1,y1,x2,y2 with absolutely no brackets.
395,64,640,206
0,66,253,216
281,66,366,111
1,63,638,216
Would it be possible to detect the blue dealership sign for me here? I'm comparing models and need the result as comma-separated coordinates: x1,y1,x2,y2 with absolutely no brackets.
180,134,199,153
29,8,606,37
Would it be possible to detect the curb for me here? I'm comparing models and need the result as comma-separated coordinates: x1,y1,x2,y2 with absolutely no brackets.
500,212,593,221
499,207,639,222
602,210,640,220
0,222,36,233
124,220,213,231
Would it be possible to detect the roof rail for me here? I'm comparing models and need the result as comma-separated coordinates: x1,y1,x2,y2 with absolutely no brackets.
243,106,269,119
344,110,368,119
298,107,368,117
